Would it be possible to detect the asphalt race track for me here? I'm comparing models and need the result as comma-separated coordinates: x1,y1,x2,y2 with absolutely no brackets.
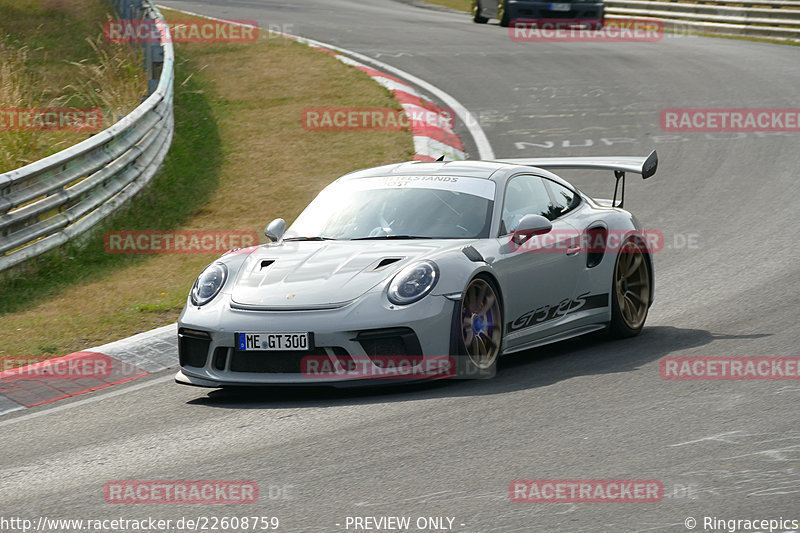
1,1,799,531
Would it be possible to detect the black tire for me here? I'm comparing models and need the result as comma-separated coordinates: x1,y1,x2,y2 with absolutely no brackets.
451,276,502,378
472,0,489,23
498,0,511,27
608,239,651,338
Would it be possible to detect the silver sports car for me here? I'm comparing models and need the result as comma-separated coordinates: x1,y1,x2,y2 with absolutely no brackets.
176,152,658,387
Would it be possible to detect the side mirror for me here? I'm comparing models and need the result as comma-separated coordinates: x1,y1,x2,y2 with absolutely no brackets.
264,218,286,242
511,214,552,246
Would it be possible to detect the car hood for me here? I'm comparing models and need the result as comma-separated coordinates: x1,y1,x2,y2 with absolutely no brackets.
229,240,453,309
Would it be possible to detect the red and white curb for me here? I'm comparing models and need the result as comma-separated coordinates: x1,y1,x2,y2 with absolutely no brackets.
313,51,466,161
0,324,177,415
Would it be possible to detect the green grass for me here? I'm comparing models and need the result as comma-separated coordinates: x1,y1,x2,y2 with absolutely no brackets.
0,0,145,171
0,56,223,315
421,0,471,11
1,0,112,61
680,30,800,46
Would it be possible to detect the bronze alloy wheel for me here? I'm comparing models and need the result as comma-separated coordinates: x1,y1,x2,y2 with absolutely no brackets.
614,240,651,330
461,278,502,369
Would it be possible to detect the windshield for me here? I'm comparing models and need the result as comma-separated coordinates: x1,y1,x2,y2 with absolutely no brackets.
286,176,495,240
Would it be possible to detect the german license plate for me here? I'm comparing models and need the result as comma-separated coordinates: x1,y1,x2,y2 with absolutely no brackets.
236,332,310,351
550,3,571,10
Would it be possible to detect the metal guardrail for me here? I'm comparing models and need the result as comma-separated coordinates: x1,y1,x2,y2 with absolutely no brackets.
0,0,174,272
605,0,800,39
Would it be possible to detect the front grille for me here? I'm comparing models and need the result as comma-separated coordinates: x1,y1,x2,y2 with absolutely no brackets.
212,348,228,371
540,10,578,18
230,348,328,373
356,328,423,357
516,7,601,18
178,329,211,368
361,336,406,356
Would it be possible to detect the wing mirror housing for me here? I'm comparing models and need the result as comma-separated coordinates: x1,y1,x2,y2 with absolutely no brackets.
264,218,286,242
511,214,552,246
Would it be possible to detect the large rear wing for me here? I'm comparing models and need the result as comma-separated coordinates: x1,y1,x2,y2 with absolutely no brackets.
495,150,658,208
496,150,658,180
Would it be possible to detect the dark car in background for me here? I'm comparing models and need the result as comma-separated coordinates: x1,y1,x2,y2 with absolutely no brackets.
471,0,605,28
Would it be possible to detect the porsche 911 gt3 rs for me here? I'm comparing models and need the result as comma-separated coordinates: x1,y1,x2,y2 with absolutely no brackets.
176,152,658,387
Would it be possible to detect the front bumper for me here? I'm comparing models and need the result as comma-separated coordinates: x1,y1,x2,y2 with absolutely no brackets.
507,1,605,24
176,291,457,387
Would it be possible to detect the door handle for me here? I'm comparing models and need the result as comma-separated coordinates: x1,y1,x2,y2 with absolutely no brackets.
566,246,581,256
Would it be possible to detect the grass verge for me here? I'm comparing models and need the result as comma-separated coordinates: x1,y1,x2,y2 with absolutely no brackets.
421,0,470,11
0,0,146,172
0,11,413,359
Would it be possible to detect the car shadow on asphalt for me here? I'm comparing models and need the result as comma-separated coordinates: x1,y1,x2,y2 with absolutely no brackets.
185,326,771,410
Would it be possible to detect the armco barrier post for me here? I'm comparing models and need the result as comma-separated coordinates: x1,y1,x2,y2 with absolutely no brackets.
147,42,164,95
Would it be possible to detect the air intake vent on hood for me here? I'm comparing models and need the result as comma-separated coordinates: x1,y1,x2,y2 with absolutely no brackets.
374,257,403,270
260,260,275,270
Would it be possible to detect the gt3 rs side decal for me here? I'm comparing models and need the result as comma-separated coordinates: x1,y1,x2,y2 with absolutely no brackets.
507,292,609,333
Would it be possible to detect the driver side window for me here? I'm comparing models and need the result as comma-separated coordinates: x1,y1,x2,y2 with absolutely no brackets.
500,175,552,235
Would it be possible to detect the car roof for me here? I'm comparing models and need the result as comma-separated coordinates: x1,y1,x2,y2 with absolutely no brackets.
337,160,575,190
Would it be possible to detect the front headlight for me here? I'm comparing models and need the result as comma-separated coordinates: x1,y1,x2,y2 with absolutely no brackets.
387,260,439,305
191,263,228,306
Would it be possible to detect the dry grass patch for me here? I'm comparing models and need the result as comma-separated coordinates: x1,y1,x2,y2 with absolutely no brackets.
0,0,145,172
421,0,471,12
0,11,413,358
184,38,412,229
